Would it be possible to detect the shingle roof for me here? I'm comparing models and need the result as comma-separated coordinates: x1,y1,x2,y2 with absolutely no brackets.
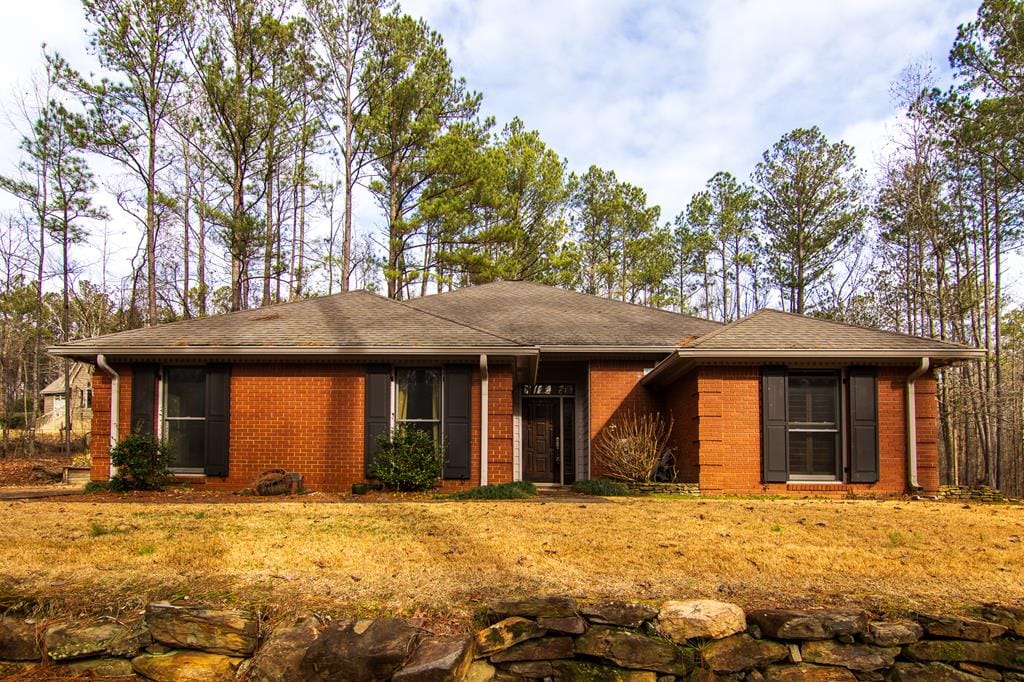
50,290,522,358
404,280,721,347
682,309,974,354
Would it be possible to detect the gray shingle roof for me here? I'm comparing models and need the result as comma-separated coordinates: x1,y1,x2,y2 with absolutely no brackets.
404,280,721,347
682,309,974,354
51,290,521,357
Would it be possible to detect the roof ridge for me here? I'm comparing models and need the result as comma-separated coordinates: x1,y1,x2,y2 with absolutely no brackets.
416,280,724,328
684,313,756,347
749,308,973,350
389,296,527,346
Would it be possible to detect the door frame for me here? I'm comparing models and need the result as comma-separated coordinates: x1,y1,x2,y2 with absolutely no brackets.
521,393,575,486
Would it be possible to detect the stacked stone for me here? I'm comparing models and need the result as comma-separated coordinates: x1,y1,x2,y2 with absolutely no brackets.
626,483,702,496
1,598,1022,680
938,485,1009,503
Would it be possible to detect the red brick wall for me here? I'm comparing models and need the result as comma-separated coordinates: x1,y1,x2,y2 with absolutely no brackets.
664,370,699,483
588,360,662,479
89,361,515,493
664,365,939,496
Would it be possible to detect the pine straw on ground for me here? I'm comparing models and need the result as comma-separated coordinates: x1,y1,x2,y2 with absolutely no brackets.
1,496,1022,631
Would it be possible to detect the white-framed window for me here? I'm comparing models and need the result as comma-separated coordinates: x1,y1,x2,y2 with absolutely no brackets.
163,366,207,470
393,367,442,444
787,371,840,480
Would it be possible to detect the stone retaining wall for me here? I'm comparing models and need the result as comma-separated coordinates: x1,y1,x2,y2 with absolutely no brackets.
627,482,701,496
938,485,1009,503
1,597,1023,680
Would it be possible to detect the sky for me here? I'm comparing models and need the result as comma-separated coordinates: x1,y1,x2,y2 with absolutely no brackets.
0,0,983,292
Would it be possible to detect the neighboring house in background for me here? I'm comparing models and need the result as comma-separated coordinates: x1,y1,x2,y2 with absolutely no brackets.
38,362,94,434
48,281,982,495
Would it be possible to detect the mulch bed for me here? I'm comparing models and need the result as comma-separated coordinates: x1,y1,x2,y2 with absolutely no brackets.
0,455,75,487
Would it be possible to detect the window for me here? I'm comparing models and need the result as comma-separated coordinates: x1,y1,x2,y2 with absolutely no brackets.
787,372,840,479
164,366,207,470
395,368,441,443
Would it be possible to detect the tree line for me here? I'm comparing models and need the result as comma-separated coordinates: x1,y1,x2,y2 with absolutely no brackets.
1,0,1022,498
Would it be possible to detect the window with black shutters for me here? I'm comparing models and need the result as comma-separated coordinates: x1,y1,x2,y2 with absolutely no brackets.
164,367,207,470
787,372,840,479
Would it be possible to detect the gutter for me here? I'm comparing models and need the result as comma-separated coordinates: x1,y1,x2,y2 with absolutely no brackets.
906,357,930,491
49,345,540,359
96,355,119,478
480,355,488,486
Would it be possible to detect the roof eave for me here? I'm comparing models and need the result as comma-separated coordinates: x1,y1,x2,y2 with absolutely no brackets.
48,345,541,360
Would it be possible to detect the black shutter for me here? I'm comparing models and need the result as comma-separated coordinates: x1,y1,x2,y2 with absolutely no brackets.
443,365,472,480
364,366,391,478
761,366,789,483
848,367,879,483
130,364,158,435
204,364,231,477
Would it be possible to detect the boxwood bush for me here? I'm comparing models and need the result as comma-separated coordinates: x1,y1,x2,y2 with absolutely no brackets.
369,425,445,491
109,432,172,491
570,478,632,496
450,481,537,500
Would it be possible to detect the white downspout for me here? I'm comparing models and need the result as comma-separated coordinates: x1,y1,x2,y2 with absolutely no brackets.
96,355,119,478
480,355,489,486
906,357,930,491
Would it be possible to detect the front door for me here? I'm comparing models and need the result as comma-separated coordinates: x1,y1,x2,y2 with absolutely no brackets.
524,398,558,483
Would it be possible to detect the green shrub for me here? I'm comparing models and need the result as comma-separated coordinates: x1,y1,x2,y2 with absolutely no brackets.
109,432,171,491
451,481,537,500
571,479,632,496
369,425,444,491
83,481,110,494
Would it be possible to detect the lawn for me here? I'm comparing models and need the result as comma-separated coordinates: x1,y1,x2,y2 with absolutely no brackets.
1,495,1022,630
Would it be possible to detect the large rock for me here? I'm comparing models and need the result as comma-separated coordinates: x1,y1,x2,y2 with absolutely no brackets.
799,641,898,672
490,636,573,663
975,604,1024,637
0,617,39,661
864,620,922,647
658,600,746,642
44,620,151,661
65,657,136,678
582,601,659,628
145,602,258,656
246,614,320,682
474,617,545,657
888,662,989,681
537,615,587,634
300,618,422,682
489,596,577,619
904,639,1024,671
131,650,244,681
701,633,788,673
746,609,868,640
919,614,1008,642
393,635,474,681
574,624,693,675
762,664,857,681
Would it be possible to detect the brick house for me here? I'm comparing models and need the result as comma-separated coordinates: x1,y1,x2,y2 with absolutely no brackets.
48,281,981,495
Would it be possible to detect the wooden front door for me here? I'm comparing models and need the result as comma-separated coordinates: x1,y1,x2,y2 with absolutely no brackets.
524,398,558,483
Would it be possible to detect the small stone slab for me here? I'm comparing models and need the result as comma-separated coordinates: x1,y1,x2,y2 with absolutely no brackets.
393,635,474,681
131,650,244,682
574,624,693,675
702,633,788,673
489,635,573,663
888,662,989,681
0,617,40,661
919,614,1008,642
582,601,659,628
958,662,1004,680
488,596,577,619
65,657,136,678
247,614,320,682
45,619,150,661
465,659,496,681
300,618,422,681
537,615,587,634
865,620,922,647
658,600,746,642
904,639,1024,672
474,617,545,658
800,641,899,672
550,659,658,680
763,664,857,681
975,604,1024,637
747,609,868,640
145,602,258,656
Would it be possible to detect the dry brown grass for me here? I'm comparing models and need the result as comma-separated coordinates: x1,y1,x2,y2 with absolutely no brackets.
1,496,1022,629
